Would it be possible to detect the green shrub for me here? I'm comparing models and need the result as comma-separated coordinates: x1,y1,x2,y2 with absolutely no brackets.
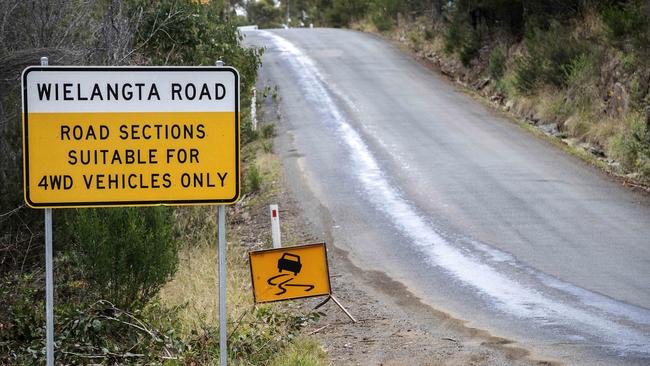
245,164,262,193
609,112,650,177
261,123,275,139
562,54,593,87
512,54,540,94
246,0,283,28
68,207,177,309
629,75,649,111
513,21,585,93
262,140,274,153
443,13,465,54
560,53,598,113
601,1,648,48
129,0,262,100
443,6,483,66
372,14,394,31
241,113,259,145
424,27,434,41
459,30,481,66
488,46,507,79
324,0,369,28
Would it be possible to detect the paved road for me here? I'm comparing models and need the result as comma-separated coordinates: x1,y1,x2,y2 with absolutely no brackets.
243,28,650,365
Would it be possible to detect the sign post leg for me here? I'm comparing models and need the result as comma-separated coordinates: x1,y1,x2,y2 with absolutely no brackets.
218,205,227,366
40,55,55,366
314,295,357,323
44,208,54,366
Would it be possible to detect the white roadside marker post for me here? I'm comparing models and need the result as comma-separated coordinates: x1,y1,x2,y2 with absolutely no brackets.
251,87,257,131
41,55,55,366
215,59,228,366
270,204,281,248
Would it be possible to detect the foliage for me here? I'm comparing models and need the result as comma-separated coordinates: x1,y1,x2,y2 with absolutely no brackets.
443,10,466,54
129,0,262,98
242,112,260,145
488,45,506,80
610,112,650,178
262,123,276,139
1,279,320,364
324,0,369,28
229,306,319,363
68,207,177,309
512,21,586,93
246,0,283,28
269,337,327,366
459,30,481,66
2,274,186,365
245,163,262,193
601,1,648,45
442,3,483,65
372,13,394,32
0,0,137,278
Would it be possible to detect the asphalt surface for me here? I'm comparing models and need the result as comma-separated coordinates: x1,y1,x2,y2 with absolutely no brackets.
243,28,650,365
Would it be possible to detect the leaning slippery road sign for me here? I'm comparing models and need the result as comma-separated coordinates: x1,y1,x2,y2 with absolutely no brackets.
249,243,331,303
21,66,239,208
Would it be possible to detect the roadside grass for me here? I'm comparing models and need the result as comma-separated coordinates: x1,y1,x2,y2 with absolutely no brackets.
159,118,327,364
269,337,327,366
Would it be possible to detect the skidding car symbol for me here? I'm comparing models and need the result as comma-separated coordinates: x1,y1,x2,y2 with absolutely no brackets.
277,253,302,275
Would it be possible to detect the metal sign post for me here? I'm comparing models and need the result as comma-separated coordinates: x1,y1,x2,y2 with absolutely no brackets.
40,55,55,366
213,59,228,366
44,209,54,365
218,205,227,366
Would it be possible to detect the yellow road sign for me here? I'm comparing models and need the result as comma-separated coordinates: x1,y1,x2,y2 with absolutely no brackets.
249,243,331,303
21,66,239,208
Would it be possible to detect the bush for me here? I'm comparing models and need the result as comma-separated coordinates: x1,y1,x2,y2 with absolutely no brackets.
443,11,466,54
246,0,283,28
513,21,585,93
601,1,647,44
245,164,261,193
512,54,541,94
241,112,259,145
262,140,274,153
324,0,369,28
370,0,400,31
459,30,481,66
609,112,650,177
130,0,262,100
442,5,483,66
68,207,177,309
261,123,275,139
488,46,507,79
372,14,394,31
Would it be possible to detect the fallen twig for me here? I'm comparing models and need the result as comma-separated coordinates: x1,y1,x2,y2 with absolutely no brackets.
307,324,330,335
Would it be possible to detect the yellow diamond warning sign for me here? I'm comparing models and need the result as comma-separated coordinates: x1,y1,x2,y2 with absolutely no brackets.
249,243,331,303
21,66,239,208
